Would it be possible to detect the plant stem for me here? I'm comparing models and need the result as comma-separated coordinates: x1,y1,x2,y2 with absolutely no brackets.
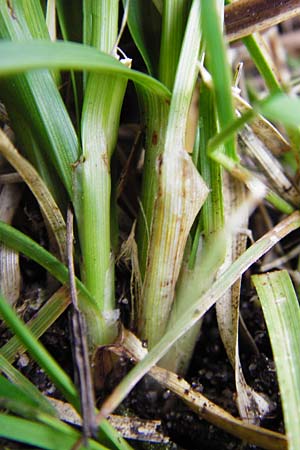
161,82,225,373
243,34,282,94
137,0,189,277
136,90,169,278
138,0,208,349
78,0,127,345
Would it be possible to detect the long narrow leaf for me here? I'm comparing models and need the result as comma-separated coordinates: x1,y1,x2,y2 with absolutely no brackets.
202,0,237,160
0,414,107,450
0,358,56,416
0,129,67,261
0,2,79,198
0,40,170,98
0,221,110,346
0,292,79,408
0,221,93,305
208,93,300,154
0,286,70,363
252,270,300,450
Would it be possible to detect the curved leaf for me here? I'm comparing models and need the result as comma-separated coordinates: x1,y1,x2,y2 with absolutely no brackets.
0,362,56,416
0,40,170,98
253,271,300,450
0,129,67,261
0,220,93,305
0,292,79,409
0,414,107,450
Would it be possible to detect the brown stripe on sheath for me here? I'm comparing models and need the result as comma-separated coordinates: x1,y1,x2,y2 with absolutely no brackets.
225,0,300,42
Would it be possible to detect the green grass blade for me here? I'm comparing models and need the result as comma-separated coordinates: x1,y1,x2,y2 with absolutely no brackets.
0,220,109,345
243,34,282,94
0,358,56,416
0,414,107,450
0,72,79,200
0,221,93,305
201,0,237,160
0,373,55,418
0,286,70,363
0,40,170,98
206,92,300,213
208,93,300,153
259,94,300,128
209,149,294,214
252,270,300,450
0,292,79,409
227,0,282,94
0,3,79,199
0,290,132,450
0,35,168,204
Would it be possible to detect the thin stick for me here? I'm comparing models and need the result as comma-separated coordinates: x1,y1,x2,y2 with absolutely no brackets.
66,206,96,442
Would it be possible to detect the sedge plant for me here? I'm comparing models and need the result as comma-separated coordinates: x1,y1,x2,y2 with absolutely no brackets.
1,1,300,448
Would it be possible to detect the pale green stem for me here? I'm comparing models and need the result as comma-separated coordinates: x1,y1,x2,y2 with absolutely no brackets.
161,82,225,373
136,88,169,278
79,0,127,345
138,0,207,348
137,0,189,276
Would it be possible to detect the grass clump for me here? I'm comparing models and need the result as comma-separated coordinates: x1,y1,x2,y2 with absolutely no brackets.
0,1,300,449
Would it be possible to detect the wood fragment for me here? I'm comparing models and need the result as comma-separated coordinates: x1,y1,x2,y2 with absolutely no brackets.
0,172,23,184
48,397,170,444
234,91,290,157
225,0,300,42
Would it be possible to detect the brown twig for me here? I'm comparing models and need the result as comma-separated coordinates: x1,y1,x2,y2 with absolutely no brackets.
225,0,300,42
66,206,96,443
